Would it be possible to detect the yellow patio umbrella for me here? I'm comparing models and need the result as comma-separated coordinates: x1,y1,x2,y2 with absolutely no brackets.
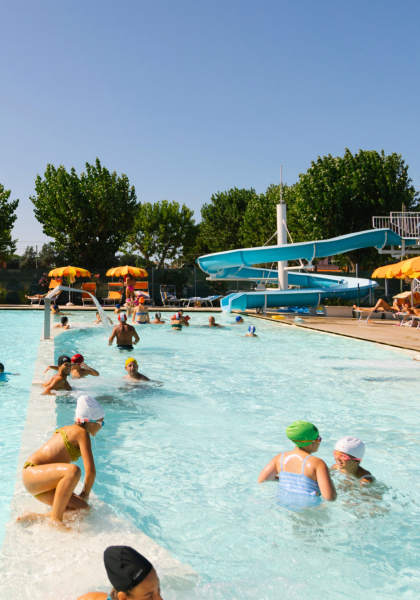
400,256,420,277
106,266,148,278
48,266,92,306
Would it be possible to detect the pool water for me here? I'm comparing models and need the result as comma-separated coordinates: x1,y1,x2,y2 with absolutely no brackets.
0,311,43,547
2,310,420,598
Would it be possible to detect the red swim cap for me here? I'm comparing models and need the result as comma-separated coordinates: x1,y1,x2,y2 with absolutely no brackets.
71,354,84,364
118,313,127,322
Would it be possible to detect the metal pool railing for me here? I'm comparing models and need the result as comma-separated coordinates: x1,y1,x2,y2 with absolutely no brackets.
372,213,420,238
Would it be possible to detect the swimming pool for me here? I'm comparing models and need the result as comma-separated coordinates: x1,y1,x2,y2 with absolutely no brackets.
1,310,420,598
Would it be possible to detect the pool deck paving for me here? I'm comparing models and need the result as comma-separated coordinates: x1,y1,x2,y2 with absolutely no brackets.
248,312,420,354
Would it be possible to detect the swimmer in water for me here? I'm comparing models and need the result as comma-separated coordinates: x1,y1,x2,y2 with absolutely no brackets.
44,354,100,378
331,437,374,485
109,314,140,350
77,545,162,600
124,357,150,381
42,355,72,394
0,363,4,373
114,303,122,315
18,395,104,529
133,297,150,324
152,311,165,324
94,311,113,325
233,315,244,324
207,316,224,328
53,316,70,329
258,420,337,502
246,325,258,337
51,304,61,314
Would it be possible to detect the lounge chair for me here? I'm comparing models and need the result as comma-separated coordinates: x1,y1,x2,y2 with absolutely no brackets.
134,282,154,306
182,295,222,307
81,282,96,306
28,280,62,305
103,282,123,306
160,285,179,307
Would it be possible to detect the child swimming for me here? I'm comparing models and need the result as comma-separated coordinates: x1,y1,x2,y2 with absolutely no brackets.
246,325,257,337
331,437,374,484
258,420,337,502
18,395,105,529
53,316,70,330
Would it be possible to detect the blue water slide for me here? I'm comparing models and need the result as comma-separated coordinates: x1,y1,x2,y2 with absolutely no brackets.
196,229,415,312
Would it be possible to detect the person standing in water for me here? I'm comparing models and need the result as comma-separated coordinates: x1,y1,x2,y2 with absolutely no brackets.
258,420,336,502
42,355,72,394
133,297,150,324
44,354,100,378
124,357,150,381
53,316,70,329
77,545,162,600
207,316,223,328
18,395,105,528
109,314,140,350
152,311,165,324
331,437,374,484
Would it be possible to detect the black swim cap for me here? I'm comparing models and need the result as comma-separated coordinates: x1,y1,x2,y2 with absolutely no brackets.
155,311,161,319
57,355,71,367
0,363,4,373
104,546,153,592
61,316,68,324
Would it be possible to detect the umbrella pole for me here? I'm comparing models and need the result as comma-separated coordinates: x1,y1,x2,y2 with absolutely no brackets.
412,279,414,307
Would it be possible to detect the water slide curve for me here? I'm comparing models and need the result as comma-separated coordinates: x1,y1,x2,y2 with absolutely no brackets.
197,229,416,312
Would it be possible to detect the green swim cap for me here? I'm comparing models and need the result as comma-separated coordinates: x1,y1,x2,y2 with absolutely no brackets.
286,420,319,447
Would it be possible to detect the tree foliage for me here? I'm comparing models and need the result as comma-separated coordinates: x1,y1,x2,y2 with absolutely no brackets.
288,149,419,268
127,200,198,268
0,184,19,261
200,188,258,253
19,246,37,269
31,159,138,267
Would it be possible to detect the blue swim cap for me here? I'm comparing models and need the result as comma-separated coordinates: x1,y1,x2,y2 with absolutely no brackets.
235,316,242,322
53,304,58,309
248,325,256,333
116,304,121,308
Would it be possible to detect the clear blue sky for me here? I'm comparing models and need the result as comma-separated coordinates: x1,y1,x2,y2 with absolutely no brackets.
1,0,419,254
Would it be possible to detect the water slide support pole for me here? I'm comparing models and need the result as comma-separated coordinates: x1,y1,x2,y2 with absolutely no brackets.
277,166,288,291
44,298,51,339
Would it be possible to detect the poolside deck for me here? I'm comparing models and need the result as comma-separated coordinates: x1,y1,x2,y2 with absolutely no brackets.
248,312,420,354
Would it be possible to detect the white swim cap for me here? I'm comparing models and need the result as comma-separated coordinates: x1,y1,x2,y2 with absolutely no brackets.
75,395,105,423
335,437,365,460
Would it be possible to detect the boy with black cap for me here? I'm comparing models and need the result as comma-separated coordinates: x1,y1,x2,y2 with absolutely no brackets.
78,545,162,600
42,355,72,395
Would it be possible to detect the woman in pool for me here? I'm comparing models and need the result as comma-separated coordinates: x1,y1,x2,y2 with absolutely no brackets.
331,437,374,484
18,395,105,528
258,420,337,502
133,297,150,324
78,545,162,600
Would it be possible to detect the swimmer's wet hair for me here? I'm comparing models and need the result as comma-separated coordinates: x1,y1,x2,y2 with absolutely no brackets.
0,363,4,373
61,316,68,324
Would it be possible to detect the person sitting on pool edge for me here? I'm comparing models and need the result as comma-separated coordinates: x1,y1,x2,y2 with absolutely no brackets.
152,311,165,324
246,325,257,337
124,357,150,381
42,355,72,394
258,420,337,502
44,354,100,378
18,395,105,529
77,545,162,600
53,316,70,330
109,313,140,350
133,297,150,324
331,437,374,484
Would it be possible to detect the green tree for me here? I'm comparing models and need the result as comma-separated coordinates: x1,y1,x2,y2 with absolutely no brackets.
38,242,58,269
19,246,37,269
127,200,198,268
0,184,19,261
288,149,419,269
31,159,138,267
200,187,258,253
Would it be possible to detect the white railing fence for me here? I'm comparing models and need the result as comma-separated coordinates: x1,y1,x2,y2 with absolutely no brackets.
373,212,420,238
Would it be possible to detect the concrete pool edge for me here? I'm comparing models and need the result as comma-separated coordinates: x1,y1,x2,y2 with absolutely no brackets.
0,322,197,597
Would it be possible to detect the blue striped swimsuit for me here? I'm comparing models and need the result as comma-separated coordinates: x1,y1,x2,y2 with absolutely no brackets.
276,453,321,506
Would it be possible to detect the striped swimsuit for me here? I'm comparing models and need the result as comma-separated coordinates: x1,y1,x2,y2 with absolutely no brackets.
276,453,321,506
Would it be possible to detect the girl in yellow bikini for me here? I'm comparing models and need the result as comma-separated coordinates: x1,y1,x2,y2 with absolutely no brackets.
18,395,105,529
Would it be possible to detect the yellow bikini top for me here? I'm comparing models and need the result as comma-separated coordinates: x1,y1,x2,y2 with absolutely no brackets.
55,429,82,462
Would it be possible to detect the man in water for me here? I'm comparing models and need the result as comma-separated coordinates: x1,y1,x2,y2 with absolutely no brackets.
44,353,99,378
124,357,150,381
53,316,70,329
207,316,224,328
42,355,72,395
152,311,165,324
108,314,140,350
246,325,258,337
